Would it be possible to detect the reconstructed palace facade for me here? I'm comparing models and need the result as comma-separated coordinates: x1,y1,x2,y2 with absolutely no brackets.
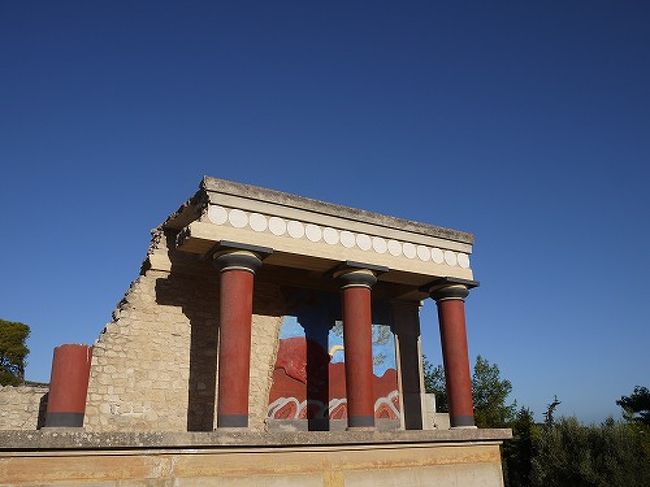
0,177,511,486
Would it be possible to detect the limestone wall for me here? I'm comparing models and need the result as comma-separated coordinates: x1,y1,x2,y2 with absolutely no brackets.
0,430,508,487
0,385,48,430
84,230,284,432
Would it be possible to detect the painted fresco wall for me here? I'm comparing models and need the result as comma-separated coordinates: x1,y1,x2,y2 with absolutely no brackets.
267,310,400,422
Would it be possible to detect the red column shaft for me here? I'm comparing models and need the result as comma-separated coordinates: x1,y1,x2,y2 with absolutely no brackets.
437,299,475,427
45,344,92,427
217,269,254,428
341,286,375,429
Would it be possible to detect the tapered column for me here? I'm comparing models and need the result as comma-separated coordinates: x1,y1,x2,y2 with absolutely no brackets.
45,344,92,428
336,267,378,430
428,278,478,428
213,249,263,429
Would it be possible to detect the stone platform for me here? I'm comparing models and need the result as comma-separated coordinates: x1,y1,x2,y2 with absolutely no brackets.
0,429,511,486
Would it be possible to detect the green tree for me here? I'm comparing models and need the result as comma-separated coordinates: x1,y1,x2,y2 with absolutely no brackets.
331,322,391,366
423,356,447,411
617,386,650,426
543,394,561,427
423,355,515,427
0,319,30,386
472,355,516,427
503,406,540,487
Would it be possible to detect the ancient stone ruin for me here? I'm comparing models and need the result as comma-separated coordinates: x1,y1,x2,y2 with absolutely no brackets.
0,177,511,486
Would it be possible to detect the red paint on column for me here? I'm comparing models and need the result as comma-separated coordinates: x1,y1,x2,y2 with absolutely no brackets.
46,344,92,415
341,286,375,427
437,299,474,424
217,269,254,425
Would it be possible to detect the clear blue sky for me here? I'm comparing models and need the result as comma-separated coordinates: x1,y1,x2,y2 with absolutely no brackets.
1,1,648,423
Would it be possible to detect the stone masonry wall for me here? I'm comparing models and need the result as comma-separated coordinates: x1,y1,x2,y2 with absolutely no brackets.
84,268,193,432
84,230,284,432
0,385,48,430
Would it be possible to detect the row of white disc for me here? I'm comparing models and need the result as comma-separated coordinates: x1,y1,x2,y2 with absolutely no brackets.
207,205,470,269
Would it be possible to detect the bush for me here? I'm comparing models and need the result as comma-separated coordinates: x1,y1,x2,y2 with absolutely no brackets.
529,418,650,487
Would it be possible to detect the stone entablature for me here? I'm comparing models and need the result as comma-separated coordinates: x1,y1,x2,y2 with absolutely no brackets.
170,177,474,292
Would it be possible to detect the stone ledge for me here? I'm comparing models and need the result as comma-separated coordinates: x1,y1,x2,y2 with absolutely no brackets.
0,429,511,451
168,176,475,244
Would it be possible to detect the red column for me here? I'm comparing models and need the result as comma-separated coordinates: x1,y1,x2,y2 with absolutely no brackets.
214,249,262,429
429,281,476,428
338,268,377,430
45,344,92,428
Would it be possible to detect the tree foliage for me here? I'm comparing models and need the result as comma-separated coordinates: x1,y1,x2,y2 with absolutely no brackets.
544,394,561,427
0,319,30,386
472,355,516,427
423,356,650,487
617,386,650,426
502,407,539,487
423,355,515,427
423,356,447,411
530,417,650,487
331,322,391,366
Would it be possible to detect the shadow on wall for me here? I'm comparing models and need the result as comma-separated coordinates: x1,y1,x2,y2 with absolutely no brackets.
154,275,219,431
36,392,48,429
153,232,287,431
153,232,221,432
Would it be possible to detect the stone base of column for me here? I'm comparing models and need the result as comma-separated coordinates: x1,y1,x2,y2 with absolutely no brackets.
346,415,375,431
450,415,476,428
44,412,85,428
216,415,249,429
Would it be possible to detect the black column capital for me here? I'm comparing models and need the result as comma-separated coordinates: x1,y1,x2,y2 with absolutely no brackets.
336,269,377,289
212,241,272,274
213,250,263,274
424,277,479,302
333,261,388,289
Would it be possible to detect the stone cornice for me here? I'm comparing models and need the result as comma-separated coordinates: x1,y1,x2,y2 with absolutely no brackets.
164,177,476,283
201,176,474,245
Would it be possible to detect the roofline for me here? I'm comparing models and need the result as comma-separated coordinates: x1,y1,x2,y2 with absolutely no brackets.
201,176,474,245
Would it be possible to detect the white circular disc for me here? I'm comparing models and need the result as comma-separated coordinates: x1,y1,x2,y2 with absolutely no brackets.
323,227,339,245
372,236,387,254
249,213,268,232
356,234,372,251
431,248,444,264
403,242,416,259
208,206,228,225
287,220,305,239
340,231,356,248
417,245,431,261
444,250,458,266
228,209,248,228
305,224,322,242
387,240,402,256
457,253,470,269
268,216,287,236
